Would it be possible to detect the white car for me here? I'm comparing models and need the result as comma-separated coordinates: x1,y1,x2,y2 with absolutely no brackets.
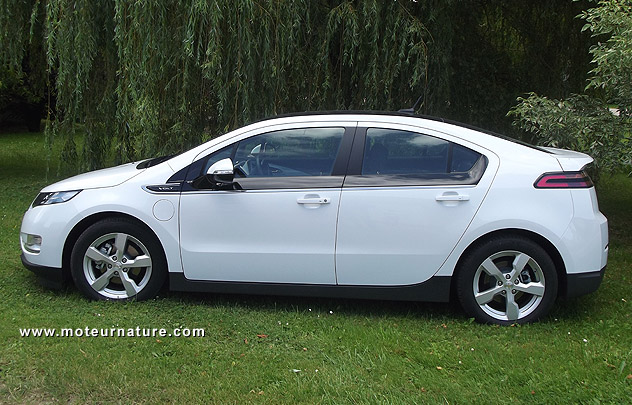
20,113,608,324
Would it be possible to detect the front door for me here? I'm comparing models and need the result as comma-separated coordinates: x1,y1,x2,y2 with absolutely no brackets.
179,125,354,284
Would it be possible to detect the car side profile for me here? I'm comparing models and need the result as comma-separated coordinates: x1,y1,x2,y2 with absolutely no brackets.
20,112,608,324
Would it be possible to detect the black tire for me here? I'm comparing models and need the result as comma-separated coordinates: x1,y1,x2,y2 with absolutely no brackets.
70,218,167,301
456,236,558,325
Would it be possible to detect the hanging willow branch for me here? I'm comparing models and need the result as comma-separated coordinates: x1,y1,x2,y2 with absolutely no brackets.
1,0,451,170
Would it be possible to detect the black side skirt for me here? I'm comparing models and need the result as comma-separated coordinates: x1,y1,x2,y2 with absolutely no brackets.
169,273,452,303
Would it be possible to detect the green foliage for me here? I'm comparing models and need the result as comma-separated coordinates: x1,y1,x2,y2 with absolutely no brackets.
1,0,449,170
1,1,599,170
582,0,632,107
510,0,632,172
0,0,46,131
510,93,630,172
0,68,41,106
446,1,593,134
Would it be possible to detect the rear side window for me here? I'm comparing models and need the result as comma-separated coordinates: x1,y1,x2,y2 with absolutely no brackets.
451,144,481,173
362,128,481,175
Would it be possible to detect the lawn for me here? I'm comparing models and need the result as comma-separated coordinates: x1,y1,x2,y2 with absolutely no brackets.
1,131,631,403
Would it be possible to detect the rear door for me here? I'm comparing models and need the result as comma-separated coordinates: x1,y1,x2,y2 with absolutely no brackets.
335,123,497,286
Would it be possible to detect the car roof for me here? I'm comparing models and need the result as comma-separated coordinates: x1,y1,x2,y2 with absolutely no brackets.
252,110,548,153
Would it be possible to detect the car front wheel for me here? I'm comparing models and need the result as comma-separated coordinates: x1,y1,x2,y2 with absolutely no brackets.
70,218,166,301
456,236,558,325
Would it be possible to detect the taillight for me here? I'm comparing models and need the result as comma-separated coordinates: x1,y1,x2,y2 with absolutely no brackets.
534,171,594,188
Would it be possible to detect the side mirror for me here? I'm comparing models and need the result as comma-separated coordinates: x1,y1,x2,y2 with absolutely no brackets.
207,158,234,185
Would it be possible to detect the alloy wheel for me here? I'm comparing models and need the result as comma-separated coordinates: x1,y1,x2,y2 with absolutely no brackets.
472,250,546,322
82,232,153,299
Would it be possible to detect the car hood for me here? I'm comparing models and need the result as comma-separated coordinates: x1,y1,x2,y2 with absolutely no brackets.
41,162,144,192
541,147,594,171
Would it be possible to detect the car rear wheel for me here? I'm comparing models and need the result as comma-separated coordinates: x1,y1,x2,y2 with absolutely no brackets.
456,236,558,325
70,218,166,301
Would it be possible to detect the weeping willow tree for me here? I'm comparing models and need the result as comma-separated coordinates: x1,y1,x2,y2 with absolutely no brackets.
1,0,452,170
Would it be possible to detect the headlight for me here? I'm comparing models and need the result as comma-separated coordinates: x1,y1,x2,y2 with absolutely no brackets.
32,190,81,207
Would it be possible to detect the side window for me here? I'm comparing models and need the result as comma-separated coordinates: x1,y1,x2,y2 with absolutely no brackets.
451,144,481,173
362,128,481,175
233,127,344,178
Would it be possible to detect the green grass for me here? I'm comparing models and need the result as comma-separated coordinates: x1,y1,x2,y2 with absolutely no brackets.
1,131,631,403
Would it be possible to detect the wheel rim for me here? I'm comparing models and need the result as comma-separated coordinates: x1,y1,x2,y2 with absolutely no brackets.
473,250,546,322
82,232,152,299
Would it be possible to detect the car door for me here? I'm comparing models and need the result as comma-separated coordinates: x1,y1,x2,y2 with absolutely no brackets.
179,123,355,284
335,123,497,286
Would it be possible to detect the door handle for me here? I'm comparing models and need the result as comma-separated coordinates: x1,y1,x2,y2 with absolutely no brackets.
297,197,331,204
435,194,469,201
